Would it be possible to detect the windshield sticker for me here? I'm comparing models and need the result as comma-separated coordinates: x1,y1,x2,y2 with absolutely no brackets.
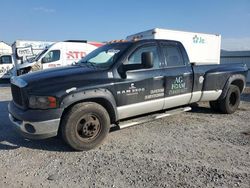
107,49,120,55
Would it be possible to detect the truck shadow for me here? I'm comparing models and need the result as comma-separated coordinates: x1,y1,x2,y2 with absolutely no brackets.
188,103,218,114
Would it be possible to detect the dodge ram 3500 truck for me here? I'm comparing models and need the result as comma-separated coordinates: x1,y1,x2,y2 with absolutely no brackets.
8,39,248,151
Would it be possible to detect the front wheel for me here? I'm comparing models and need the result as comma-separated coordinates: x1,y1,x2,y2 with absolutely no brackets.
61,102,110,151
219,85,240,114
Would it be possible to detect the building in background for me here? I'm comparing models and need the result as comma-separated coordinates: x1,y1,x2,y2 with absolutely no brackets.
221,50,250,83
0,41,12,54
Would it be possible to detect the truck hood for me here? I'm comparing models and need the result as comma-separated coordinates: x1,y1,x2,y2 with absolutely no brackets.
18,65,108,91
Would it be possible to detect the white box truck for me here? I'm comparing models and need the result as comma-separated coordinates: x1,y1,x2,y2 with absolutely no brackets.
16,40,104,75
126,28,221,64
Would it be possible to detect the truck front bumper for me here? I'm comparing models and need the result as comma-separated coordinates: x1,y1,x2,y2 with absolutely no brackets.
8,102,63,139
9,113,60,139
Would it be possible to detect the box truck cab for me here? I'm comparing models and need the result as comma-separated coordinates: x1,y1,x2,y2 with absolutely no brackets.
0,54,15,79
17,40,103,75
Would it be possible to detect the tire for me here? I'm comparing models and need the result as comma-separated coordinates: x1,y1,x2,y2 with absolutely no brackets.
219,85,240,114
61,102,110,151
209,100,221,112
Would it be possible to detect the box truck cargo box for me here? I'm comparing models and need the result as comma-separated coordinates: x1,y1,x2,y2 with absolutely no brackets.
126,28,221,64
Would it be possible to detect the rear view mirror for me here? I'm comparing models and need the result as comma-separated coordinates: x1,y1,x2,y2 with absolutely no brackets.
141,52,153,69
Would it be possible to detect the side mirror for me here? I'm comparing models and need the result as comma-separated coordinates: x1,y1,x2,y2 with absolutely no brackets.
41,57,48,63
141,52,153,69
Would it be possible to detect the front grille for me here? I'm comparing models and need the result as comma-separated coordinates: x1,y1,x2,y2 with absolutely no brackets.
11,84,24,107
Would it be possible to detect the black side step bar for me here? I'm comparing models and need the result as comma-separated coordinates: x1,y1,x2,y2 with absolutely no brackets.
118,106,191,129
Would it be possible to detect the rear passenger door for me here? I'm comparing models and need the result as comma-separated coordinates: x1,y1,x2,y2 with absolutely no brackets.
160,42,193,109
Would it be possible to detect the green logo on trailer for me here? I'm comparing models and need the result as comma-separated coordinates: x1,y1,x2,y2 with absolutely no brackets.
193,35,205,44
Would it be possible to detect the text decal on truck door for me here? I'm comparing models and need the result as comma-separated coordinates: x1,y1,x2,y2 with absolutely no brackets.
117,83,145,96
169,76,188,95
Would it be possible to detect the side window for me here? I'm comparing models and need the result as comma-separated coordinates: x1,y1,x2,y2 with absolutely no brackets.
162,46,184,67
127,45,159,68
0,55,12,64
43,50,60,63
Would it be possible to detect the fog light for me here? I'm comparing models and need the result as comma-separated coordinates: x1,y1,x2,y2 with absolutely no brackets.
24,123,36,133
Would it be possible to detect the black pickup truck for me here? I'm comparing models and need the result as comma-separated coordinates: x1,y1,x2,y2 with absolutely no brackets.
8,39,248,150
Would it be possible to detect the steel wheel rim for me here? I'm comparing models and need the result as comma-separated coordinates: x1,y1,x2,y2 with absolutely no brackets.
229,92,237,107
75,113,101,142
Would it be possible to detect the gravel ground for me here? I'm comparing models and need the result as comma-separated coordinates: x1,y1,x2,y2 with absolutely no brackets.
0,85,250,188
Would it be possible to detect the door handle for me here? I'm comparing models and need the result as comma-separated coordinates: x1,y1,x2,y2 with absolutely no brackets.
153,76,164,80
183,72,191,76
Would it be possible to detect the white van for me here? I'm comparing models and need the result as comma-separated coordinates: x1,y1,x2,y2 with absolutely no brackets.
0,54,15,79
16,40,104,75
126,28,221,65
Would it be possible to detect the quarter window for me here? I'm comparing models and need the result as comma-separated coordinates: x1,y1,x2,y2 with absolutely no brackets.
162,46,184,67
127,45,159,68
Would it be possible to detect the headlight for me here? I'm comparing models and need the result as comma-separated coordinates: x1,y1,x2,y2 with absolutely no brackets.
29,96,57,109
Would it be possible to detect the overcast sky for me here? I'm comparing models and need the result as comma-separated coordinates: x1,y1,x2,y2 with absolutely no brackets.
1,0,250,50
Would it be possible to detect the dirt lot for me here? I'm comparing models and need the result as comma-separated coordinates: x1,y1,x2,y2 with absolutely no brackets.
0,85,250,188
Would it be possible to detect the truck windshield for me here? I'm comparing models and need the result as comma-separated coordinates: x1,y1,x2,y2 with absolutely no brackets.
78,43,131,68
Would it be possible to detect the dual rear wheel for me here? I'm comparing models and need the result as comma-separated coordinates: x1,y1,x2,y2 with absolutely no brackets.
209,85,240,114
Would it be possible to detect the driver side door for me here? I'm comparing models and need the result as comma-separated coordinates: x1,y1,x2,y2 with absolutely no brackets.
115,43,165,119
